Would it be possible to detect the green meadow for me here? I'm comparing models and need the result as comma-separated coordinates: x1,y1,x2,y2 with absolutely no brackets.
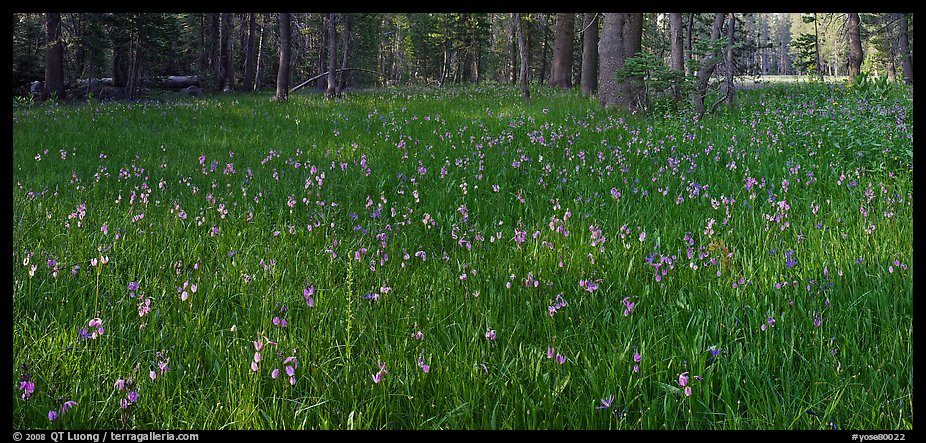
12,81,912,430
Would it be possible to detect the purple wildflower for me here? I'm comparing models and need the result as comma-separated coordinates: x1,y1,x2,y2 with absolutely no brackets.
596,395,615,409
304,286,315,307
48,410,57,421
485,329,496,341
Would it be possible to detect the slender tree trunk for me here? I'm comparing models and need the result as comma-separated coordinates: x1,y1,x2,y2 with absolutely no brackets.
515,13,530,101
847,13,863,82
897,13,913,85
581,13,599,96
198,14,209,72
338,14,352,93
210,13,223,88
254,14,264,91
686,13,695,77
540,13,550,84
318,15,327,90
243,13,257,91
724,13,736,106
274,12,290,102
509,15,517,84
813,13,821,76
221,12,236,91
325,13,338,97
885,13,898,82
693,13,726,118
550,13,575,88
669,12,684,101
44,12,64,100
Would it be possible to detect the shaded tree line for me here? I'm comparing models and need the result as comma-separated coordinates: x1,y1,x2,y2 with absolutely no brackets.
14,12,912,111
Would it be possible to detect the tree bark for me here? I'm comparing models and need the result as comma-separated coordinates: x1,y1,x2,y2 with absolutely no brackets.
550,13,575,88
896,13,913,85
620,13,644,111
686,13,695,77
508,15,517,84
581,13,599,96
209,13,223,88
539,13,550,85
847,13,863,82
274,13,290,102
669,13,685,101
515,13,530,101
338,14,352,93
243,13,257,91
724,13,736,106
221,12,236,91
693,13,726,119
44,12,64,100
598,13,624,108
325,13,338,97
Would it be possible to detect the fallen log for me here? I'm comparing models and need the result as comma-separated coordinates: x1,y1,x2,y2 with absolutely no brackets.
289,68,385,94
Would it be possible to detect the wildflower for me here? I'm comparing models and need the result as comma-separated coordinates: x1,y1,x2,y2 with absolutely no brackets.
622,297,636,316
684,386,692,397
413,331,424,340
127,390,138,403
304,286,315,307
114,379,126,391
48,410,57,421
19,380,34,400
272,368,280,379
596,395,615,409
61,400,77,413
678,372,689,387
555,354,566,365
418,356,430,373
547,346,556,359
88,318,104,339
485,329,496,341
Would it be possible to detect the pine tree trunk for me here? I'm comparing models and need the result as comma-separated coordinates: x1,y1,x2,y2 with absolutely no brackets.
515,13,530,101
539,14,550,85
325,13,338,97
669,13,684,101
581,13,599,96
508,16,517,84
338,14,352,93
724,13,736,106
847,13,863,82
598,13,624,108
693,13,726,118
274,12,290,102
619,13,644,111
550,13,575,88
897,13,913,85
243,13,257,91
221,12,236,92
44,12,64,100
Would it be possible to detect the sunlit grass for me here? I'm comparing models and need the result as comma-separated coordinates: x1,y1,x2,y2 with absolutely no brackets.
12,80,912,430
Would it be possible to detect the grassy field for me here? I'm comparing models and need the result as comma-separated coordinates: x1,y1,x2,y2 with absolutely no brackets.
12,81,913,430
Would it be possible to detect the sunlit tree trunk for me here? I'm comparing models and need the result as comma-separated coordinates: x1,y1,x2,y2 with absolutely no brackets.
847,13,863,82
669,12,684,100
724,13,736,106
325,13,338,97
515,13,530,101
